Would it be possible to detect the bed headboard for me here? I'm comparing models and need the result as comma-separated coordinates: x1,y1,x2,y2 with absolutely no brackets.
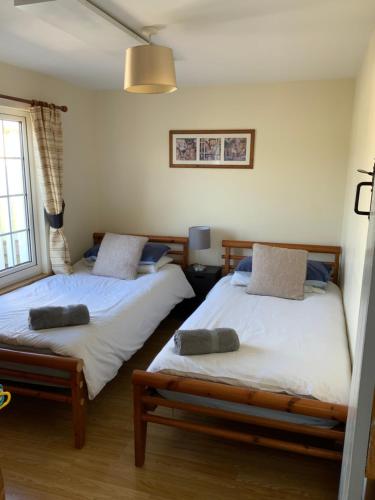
93,233,189,269
222,240,341,284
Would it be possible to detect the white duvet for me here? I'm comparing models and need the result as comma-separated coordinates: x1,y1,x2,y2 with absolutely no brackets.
148,276,352,405
0,261,194,398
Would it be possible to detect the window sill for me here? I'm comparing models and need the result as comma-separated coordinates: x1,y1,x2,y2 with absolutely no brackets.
0,272,51,295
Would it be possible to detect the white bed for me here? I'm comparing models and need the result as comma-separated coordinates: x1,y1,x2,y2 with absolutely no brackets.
134,241,349,464
148,275,352,406
0,260,194,399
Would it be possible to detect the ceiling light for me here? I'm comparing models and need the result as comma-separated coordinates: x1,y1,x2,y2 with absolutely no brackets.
14,1,177,94
124,44,177,94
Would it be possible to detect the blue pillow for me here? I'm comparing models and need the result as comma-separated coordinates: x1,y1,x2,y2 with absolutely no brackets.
84,243,100,259
306,260,331,282
83,242,170,264
140,243,170,264
235,256,332,282
236,256,252,272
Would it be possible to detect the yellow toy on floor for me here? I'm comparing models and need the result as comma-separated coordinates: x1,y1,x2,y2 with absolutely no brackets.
0,384,11,410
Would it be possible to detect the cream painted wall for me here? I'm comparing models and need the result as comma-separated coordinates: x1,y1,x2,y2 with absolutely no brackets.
0,61,98,263
340,31,375,354
94,80,354,265
0,60,355,294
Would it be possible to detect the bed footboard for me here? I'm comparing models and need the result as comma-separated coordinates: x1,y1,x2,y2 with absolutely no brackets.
132,370,347,466
0,348,87,449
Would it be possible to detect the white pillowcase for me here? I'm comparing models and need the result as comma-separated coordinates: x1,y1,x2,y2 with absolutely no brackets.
230,271,326,294
83,255,173,275
230,271,252,286
82,257,95,268
304,283,326,294
137,256,173,274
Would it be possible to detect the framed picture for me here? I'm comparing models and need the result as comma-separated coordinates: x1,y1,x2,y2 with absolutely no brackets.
169,129,255,169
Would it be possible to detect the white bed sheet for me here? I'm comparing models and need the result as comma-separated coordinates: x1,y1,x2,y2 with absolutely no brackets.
148,276,352,405
0,261,194,399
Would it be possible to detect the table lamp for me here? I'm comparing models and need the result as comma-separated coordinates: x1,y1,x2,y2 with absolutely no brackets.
189,226,211,271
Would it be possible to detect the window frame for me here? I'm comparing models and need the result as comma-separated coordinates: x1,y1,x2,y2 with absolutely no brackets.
0,107,44,287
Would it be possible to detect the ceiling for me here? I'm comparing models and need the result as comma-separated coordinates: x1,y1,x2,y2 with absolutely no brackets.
0,0,375,89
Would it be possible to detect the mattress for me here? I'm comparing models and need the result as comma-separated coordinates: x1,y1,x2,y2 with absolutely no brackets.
0,261,194,398
148,275,352,405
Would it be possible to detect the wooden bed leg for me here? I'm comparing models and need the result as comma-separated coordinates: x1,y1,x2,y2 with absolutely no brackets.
134,384,148,467
0,467,4,500
71,364,86,449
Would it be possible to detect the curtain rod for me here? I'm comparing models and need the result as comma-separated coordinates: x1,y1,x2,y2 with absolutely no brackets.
0,93,68,112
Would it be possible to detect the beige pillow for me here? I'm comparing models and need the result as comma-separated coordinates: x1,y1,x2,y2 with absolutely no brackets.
93,233,148,280
246,244,308,300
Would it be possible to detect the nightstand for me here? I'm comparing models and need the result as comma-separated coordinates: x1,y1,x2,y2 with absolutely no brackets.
171,265,222,320
185,265,222,302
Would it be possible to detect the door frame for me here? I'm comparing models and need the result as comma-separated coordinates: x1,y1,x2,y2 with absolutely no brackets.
340,205,375,498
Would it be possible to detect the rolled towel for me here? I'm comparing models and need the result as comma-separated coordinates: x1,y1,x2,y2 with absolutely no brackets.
29,305,90,331
174,328,240,356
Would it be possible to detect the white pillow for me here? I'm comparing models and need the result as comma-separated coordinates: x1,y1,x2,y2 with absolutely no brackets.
82,257,95,268
137,255,173,274
230,271,252,286
93,233,148,280
83,252,174,275
230,271,326,294
304,284,326,294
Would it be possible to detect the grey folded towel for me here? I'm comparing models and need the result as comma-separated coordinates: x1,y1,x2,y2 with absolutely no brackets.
174,328,240,356
29,304,90,331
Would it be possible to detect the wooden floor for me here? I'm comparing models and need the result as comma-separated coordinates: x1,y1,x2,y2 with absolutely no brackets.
1,315,341,500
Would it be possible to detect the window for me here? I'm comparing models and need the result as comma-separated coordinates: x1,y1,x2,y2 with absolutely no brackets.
0,110,41,285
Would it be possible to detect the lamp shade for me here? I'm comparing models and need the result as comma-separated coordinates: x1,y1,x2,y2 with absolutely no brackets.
189,226,211,250
124,44,177,94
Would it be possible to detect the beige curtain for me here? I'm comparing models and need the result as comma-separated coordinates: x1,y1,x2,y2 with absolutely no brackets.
30,105,72,274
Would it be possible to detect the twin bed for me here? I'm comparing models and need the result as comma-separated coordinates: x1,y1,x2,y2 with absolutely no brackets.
0,234,194,447
132,240,351,464
0,234,352,464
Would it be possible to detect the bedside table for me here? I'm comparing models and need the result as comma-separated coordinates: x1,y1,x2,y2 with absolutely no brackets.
171,265,222,320
185,265,222,302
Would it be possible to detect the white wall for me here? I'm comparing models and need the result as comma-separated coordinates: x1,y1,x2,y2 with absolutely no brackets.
0,60,356,293
94,80,354,265
0,61,98,263
340,31,375,354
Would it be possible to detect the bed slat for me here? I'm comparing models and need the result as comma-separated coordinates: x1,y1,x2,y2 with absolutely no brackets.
143,413,343,461
132,371,347,422
133,370,347,466
141,394,345,441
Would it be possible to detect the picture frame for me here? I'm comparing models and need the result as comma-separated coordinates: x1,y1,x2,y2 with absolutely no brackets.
169,129,255,169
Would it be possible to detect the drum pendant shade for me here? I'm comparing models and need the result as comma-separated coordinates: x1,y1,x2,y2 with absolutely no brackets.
124,44,177,94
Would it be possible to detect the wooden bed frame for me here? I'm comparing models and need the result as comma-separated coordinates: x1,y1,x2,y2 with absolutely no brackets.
132,239,347,466
0,232,189,449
